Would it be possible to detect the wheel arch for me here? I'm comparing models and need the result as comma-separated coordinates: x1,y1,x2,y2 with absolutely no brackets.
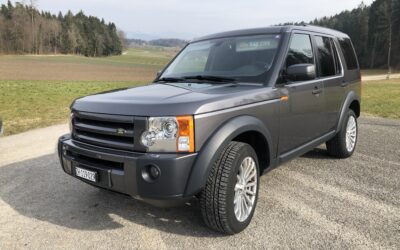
349,99,360,117
184,115,273,196
232,131,270,173
336,91,360,132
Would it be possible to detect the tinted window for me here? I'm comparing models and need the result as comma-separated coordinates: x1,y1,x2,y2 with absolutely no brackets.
286,34,314,67
339,38,358,70
315,36,335,77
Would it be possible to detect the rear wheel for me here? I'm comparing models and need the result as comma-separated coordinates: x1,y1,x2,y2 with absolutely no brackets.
326,109,358,158
200,141,259,234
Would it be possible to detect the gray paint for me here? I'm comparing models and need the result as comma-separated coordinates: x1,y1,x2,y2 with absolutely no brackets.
72,83,280,117
194,96,280,152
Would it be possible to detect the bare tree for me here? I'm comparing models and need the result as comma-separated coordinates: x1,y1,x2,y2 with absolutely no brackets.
29,0,38,54
387,0,393,79
117,30,128,51
0,16,4,53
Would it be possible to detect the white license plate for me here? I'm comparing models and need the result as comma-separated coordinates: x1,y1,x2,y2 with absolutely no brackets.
75,167,97,182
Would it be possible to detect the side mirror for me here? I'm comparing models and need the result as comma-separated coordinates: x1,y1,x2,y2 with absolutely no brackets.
286,64,316,82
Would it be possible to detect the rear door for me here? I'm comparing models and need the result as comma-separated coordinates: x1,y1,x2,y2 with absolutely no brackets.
278,33,326,154
313,35,344,132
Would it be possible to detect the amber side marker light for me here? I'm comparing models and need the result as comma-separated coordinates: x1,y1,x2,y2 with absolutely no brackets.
281,96,289,101
176,116,195,153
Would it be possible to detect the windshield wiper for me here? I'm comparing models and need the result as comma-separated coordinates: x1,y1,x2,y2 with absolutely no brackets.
183,75,237,83
156,77,185,82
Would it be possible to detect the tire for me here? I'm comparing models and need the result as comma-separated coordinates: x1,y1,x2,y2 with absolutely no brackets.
200,141,260,234
326,109,358,158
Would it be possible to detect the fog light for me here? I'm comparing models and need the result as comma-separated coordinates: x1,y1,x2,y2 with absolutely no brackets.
142,164,161,182
150,165,160,179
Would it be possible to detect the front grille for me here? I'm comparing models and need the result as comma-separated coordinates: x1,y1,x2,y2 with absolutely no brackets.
72,112,140,152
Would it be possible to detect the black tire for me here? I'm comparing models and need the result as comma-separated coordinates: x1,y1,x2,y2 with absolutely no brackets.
200,141,260,234
326,109,358,158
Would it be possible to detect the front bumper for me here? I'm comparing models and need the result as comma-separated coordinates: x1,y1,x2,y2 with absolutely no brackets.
58,134,198,207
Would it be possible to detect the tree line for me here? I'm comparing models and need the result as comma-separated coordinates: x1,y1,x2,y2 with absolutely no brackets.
310,0,400,69
0,1,123,57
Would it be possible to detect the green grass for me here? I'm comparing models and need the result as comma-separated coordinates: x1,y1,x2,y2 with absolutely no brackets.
0,80,145,135
362,79,400,119
0,47,176,136
0,48,174,68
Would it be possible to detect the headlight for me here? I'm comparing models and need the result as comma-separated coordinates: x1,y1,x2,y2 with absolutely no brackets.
140,116,194,153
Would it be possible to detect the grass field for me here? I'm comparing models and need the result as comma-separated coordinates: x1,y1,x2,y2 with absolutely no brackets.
362,79,400,119
0,47,399,136
0,47,176,136
0,80,145,135
0,47,177,81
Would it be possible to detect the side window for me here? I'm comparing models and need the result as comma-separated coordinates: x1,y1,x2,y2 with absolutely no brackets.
338,38,358,70
286,34,314,68
315,36,335,77
332,39,342,75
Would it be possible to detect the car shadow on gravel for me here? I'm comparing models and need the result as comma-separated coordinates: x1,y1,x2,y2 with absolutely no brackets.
0,153,223,237
301,148,333,160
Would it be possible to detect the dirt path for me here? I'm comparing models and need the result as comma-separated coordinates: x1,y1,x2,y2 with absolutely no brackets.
0,124,68,166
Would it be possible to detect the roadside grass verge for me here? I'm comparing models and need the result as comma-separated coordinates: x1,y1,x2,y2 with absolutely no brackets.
362,79,400,119
0,80,145,136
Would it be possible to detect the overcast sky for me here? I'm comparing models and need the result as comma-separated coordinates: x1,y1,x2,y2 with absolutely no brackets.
12,0,374,40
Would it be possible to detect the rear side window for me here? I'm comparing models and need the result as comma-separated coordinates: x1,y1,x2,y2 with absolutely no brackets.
332,40,342,75
338,38,358,70
315,36,335,77
286,34,314,67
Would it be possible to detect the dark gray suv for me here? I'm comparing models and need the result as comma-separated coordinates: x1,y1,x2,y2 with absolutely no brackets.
58,25,361,234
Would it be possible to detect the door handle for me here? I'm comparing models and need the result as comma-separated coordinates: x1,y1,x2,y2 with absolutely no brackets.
341,81,348,87
312,87,322,95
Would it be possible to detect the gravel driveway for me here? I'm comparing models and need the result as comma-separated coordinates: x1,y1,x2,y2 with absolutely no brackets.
0,116,399,249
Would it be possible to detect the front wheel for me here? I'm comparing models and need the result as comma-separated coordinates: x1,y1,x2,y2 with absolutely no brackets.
326,109,358,158
200,141,259,234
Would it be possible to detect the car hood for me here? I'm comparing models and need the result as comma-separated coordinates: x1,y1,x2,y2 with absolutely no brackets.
72,82,280,116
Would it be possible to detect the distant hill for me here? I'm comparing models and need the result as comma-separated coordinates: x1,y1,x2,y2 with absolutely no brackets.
127,38,188,48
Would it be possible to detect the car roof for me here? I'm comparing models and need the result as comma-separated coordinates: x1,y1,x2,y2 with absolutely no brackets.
191,25,349,42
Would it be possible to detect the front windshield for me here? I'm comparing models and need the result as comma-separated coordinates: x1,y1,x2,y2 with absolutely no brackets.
160,34,281,83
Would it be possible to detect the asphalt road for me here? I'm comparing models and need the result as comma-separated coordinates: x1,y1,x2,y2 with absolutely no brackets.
0,116,399,249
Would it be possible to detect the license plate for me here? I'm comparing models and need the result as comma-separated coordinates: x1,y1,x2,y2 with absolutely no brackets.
75,167,97,182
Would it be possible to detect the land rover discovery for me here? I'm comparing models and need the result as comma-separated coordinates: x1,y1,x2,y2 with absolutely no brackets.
58,25,361,234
